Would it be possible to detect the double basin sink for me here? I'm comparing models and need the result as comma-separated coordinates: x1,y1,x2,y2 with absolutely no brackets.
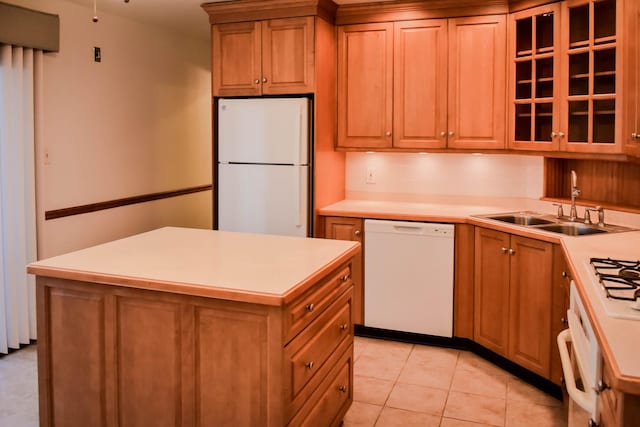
477,212,633,236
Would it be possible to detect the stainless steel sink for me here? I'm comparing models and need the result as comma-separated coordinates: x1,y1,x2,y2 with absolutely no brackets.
486,214,555,226
534,223,607,236
475,211,634,237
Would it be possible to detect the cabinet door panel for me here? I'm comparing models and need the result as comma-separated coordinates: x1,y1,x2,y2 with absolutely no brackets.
508,236,553,377
213,21,262,96
448,15,507,149
323,217,364,325
262,17,315,94
117,297,183,427
394,20,448,149
338,23,393,148
473,228,510,355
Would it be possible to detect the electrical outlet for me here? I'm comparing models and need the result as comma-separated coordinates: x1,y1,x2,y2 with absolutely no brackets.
94,46,101,62
366,167,376,184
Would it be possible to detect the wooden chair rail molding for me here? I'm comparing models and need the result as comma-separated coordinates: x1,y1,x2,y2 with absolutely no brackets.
335,0,559,25
44,184,212,220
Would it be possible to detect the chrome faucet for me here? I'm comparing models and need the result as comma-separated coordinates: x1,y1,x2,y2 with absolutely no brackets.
569,170,580,222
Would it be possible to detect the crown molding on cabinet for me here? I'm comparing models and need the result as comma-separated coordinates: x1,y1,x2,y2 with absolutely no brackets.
202,0,338,24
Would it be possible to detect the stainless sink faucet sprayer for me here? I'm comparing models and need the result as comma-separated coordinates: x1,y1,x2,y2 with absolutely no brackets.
569,170,580,222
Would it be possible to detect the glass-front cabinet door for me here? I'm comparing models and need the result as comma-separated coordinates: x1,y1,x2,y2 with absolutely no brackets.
509,4,561,150
560,0,620,153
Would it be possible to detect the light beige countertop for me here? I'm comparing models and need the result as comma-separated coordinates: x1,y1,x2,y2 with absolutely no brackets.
319,196,640,393
27,227,361,306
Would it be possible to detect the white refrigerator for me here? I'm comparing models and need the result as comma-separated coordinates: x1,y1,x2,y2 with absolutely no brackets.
216,97,311,237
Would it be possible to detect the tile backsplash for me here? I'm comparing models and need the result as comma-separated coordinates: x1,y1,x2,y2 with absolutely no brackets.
346,152,544,199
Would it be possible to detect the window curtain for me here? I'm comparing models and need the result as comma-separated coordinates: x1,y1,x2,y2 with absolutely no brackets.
0,43,39,354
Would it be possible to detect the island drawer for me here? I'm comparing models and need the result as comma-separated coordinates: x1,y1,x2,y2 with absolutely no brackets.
283,263,352,342
285,288,352,400
287,344,353,427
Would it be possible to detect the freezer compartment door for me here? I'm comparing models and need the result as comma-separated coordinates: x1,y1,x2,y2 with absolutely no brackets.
218,163,308,237
218,98,309,165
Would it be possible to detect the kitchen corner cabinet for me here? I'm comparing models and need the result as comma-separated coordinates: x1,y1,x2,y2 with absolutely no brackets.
474,228,553,378
212,17,314,96
337,15,506,150
511,0,640,154
598,356,640,427
322,216,364,325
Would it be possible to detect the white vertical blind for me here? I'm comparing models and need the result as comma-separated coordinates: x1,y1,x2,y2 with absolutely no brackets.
0,44,39,354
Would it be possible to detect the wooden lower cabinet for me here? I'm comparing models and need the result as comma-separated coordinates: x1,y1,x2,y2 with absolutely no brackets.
321,216,364,325
550,245,571,385
598,358,640,427
474,227,554,378
36,263,355,427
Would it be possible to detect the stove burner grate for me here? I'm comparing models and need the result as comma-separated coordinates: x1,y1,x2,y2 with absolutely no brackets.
590,257,640,301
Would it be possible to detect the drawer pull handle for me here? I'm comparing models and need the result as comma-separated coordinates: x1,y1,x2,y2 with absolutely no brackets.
339,323,349,331
338,385,347,393
341,275,350,282
305,361,314,370
305,303,315,312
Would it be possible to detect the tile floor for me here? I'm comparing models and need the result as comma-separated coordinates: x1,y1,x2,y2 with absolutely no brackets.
345,336,567,427
0,338,567,427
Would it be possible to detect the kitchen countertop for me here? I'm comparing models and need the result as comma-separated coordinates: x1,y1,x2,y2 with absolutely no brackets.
27,226,361,306
319,197,640,394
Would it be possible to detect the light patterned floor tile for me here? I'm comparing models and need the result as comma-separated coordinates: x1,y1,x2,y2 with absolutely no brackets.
440,417,497,427
353,375,394,405
396,358,455,390
385,382,448,415
443,391,506,426
506,377,563,407
355,354,406,381
505,400,567,427
343,401,382,427
375,406,441,427
456,351,512,379
450,366,508,399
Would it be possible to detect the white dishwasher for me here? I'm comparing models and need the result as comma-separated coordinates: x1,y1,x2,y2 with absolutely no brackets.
364,219,454,337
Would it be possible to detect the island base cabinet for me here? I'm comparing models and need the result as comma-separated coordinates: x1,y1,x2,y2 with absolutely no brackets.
35,264,354,427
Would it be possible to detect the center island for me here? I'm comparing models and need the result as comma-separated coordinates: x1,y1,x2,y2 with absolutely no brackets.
27,227,361,427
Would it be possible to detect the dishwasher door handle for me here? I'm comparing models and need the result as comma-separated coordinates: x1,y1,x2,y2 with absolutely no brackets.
392,225,424,233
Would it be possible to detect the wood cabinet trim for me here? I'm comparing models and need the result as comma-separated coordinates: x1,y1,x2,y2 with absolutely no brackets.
336,0,509,25
202,0,338,25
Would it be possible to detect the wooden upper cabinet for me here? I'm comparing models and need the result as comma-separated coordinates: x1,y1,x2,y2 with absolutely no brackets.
212,17,315,96
337,15,506,150
394,20,448,149
213,21,262,96
447,15,507,149
262,17,315,94
624,0,640,157
337,23,394,149
508,3,562,151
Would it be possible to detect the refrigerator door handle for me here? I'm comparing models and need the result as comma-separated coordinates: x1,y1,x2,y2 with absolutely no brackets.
295,168,305,228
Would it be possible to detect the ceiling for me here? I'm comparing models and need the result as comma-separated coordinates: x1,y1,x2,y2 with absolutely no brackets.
67,0,383,41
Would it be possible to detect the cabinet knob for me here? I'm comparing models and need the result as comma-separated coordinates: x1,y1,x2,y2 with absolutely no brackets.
338,385,347,393
254,79,260,84
305,303,315,312
509,248,516,256
341,275,350,282
561,317,568,324
562,271,568,278
587,419,599,427
305,361,314,370
594,380,609,394
262,77,268,83
558,132,565,138
339,323,349,331
632,132,639,140
440,131,447,137
448,131,455,137
354,230,361,236
385,131,392,137
501,247,508,254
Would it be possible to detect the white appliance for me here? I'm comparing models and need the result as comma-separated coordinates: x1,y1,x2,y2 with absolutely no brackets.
364,220,454,337
217,97,310,237
557,281,602,427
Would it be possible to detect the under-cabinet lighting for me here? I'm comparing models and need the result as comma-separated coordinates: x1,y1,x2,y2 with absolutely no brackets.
365,151,376,154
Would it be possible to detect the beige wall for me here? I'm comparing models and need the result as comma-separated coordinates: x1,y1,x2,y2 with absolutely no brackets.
5,0,212,258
